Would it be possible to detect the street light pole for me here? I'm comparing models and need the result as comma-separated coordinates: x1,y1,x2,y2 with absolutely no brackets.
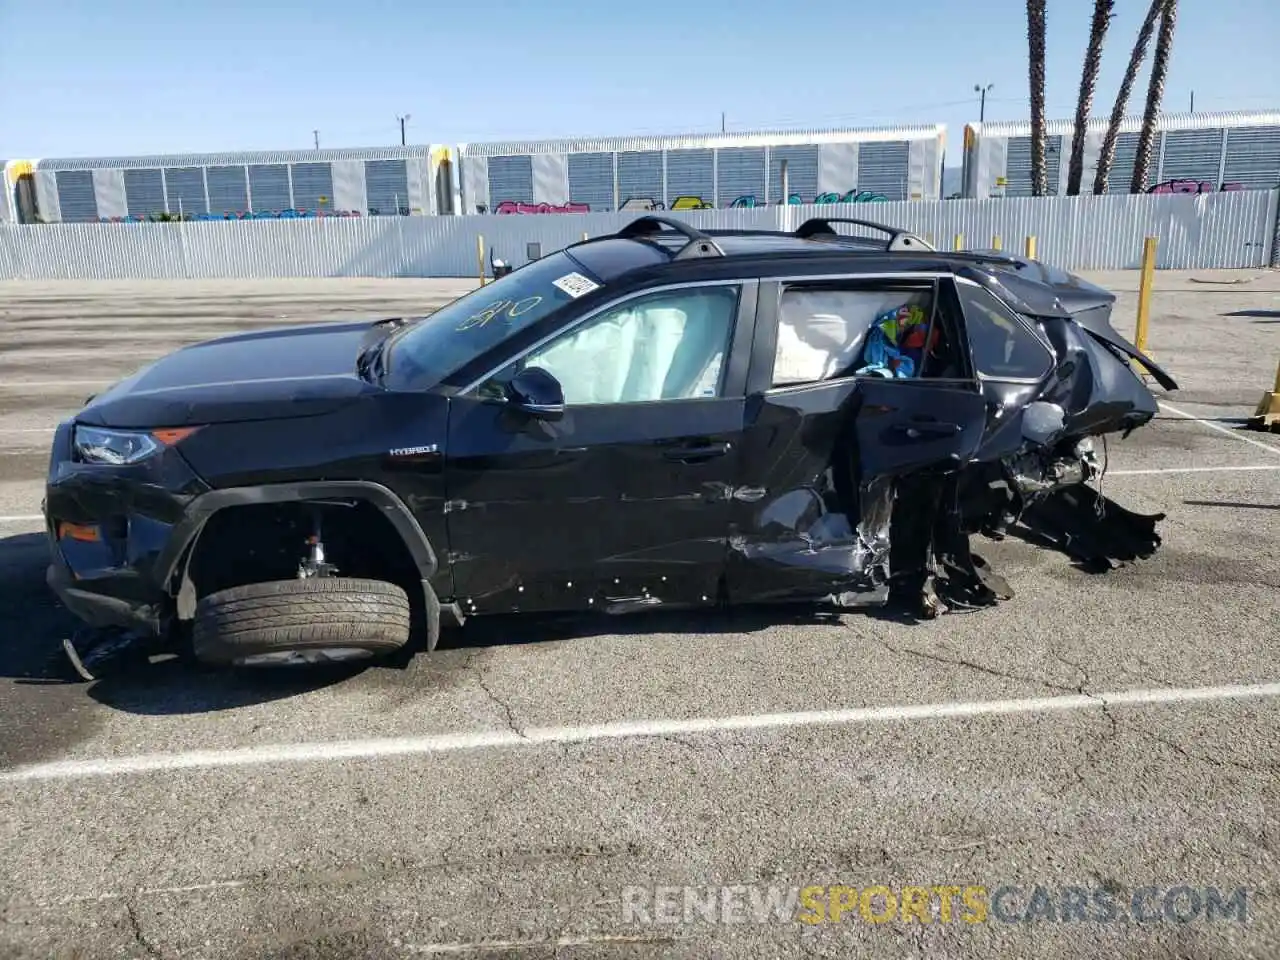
397,114,411,146
975,83,995,123
961,84,995,200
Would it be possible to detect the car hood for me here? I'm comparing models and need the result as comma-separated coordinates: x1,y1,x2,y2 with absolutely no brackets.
76,320,389,429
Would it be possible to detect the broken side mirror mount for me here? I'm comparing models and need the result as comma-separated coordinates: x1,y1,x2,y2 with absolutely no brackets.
1021,401,1067,446
506,366,565,420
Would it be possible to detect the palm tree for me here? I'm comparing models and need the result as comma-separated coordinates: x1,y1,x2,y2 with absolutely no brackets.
1130,0,1179,194
1027,0,1049,195
1093,0,1163,194
1066,0,1116,195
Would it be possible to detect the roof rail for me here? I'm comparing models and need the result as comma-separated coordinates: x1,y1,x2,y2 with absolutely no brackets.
614,216,726,260
795,217,935,252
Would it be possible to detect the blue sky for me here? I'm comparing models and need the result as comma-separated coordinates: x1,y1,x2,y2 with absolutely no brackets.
1,0,1276,162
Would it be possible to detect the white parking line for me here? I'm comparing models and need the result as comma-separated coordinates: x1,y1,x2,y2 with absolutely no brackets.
0,515,43,524
3,681,1278,783
0,380,114,389
1159,401,1280,456
1110,465,1280,476
22,878,253,908
2,344,164,355
400,934,682,955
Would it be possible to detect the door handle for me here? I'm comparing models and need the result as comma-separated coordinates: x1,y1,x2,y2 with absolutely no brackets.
664,441,732,463
894,422,962,439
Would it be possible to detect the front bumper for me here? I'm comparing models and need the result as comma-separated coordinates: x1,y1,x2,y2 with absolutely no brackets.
45,560,164,634
43,420,209,637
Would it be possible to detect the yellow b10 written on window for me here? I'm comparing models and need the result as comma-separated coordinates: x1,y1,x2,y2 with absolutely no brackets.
455,297,543,331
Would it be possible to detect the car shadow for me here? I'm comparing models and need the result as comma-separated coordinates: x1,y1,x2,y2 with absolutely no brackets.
2,526,860,717
0,534,81,685
0,531,362,720
438,601,850,652
84,657,366,716
86,601,858,716
0,532,109,766
992,524,1117,575
2,525,999,720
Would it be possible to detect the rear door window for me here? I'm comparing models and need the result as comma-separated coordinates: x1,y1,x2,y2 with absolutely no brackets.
956,280,1054,381
770,283,939,386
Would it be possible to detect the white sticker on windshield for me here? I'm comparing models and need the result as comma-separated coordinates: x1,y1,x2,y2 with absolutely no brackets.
552,272,600,298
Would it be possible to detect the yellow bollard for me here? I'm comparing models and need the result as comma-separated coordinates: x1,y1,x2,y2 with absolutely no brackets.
1245,358,1280,432
953,233,964,251
477,235,486,286
1024,235,1037,259
1134,236,1159,354
991,235,1002,251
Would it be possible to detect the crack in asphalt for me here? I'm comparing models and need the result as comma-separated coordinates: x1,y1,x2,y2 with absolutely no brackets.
548,931,682,958
125,899,164,959
796,935,831,959
127,784,248,897
1052,650,1091,696
12,847,661,916
1120,655,1183,689
1051,650,1120,793
872,637,1079,694
658,733,700,754
906,916,928,957
657,733,735,768
1132,728,1275,776
434,749,549,867
465,651,526,739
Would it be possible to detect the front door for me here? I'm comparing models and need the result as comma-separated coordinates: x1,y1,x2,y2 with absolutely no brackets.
443,281,756,614
725,276,988,605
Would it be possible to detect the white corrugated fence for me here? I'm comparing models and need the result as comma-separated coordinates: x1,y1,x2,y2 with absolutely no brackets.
1,189,1276,280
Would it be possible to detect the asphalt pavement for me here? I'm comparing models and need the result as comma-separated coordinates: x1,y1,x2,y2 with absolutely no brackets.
0,271,1277,960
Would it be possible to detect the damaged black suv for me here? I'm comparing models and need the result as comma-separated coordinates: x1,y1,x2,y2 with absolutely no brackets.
45,215,1178,669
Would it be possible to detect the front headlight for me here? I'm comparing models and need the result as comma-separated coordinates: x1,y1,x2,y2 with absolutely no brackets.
72,425,200,465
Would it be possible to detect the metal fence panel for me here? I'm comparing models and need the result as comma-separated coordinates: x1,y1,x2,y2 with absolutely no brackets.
1,190,1275,280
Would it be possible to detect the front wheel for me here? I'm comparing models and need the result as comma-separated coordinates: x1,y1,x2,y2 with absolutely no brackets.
192,577,411,667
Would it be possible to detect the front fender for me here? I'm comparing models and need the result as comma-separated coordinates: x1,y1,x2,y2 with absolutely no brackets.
158,479,439,591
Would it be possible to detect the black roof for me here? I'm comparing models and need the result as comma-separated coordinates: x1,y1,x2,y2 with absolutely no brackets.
563,215,1114,320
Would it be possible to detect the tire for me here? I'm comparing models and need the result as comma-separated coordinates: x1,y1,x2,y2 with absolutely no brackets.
192,577,411,667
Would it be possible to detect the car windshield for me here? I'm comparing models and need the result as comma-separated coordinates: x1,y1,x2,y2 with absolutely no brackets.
389,251,603,385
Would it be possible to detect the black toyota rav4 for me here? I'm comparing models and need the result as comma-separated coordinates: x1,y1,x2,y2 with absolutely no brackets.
44,215,1178,669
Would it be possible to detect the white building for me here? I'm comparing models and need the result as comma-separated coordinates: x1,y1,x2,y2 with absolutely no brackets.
456,124,947,214
3,146,461,223
962,109,1280,198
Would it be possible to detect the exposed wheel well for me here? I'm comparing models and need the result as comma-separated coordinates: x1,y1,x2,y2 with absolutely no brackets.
178,500,426,632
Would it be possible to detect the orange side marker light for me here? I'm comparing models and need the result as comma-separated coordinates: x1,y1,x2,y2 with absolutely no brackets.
151,427,201,445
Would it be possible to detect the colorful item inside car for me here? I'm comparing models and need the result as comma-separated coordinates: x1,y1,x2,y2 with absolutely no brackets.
857,303,937,378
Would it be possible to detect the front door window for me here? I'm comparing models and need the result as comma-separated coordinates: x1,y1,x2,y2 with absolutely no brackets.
483,286,740,405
